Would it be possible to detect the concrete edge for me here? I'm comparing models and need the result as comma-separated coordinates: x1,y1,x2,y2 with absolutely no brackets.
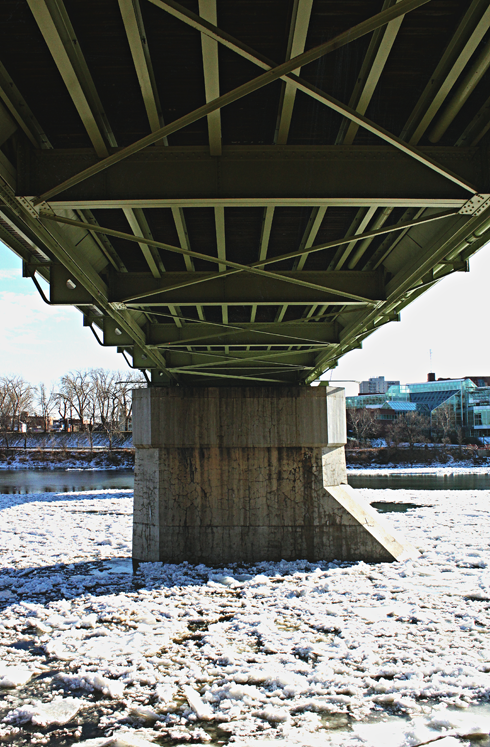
326,484,421,562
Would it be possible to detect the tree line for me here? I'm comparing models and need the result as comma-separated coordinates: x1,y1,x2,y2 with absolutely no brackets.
348,405,465,449
0,370,145,448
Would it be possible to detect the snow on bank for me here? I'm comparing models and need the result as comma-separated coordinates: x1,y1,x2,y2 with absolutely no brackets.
0,487,489,746
0,453,134,471
348,465,490,475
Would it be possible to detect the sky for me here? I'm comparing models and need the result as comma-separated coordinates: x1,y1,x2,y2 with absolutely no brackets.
0,241,123,387
1,237,489,392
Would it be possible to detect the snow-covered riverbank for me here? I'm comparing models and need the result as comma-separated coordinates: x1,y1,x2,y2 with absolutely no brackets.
348,466,490,475
0,487,489,746
0,450,134,471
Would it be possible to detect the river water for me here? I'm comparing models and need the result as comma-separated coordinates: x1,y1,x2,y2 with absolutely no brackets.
347,471,490,490
0,469,134,494
0,468,489,493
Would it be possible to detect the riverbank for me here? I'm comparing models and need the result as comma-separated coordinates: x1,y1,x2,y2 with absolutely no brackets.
1,445,489,471
346,445,490,470
0,486,489,746
0,448,134,470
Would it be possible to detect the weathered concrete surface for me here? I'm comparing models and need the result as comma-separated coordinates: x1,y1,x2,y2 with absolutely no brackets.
132,387,418,564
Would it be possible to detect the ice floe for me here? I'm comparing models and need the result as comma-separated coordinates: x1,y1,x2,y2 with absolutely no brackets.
0,485,490,746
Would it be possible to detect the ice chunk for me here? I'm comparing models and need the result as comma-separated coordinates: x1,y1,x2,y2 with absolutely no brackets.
129,705,161,722
209,575,239,587
5,697,81,726
27,617,52,634
183,685,214,720
76,733,157,747
254,706,289,723
79,613,98,628
0,666,33,688
93,674,125,699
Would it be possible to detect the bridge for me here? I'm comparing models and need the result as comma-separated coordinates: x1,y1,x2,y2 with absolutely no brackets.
0,0,489,564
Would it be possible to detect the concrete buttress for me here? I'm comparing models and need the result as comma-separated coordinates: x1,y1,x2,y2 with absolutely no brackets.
132,386,418,564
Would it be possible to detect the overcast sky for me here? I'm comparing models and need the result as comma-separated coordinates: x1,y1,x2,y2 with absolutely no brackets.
1,238,489,392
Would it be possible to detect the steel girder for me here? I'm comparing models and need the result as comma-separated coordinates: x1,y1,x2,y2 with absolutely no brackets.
1,0,490,385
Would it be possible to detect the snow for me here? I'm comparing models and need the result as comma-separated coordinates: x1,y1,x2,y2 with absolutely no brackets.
0,665,33,688
5,696,81,726
348,466,490,475
0,484,490,746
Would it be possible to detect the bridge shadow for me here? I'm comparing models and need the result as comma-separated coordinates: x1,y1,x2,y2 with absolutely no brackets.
0,554,341,611
0,489,133,509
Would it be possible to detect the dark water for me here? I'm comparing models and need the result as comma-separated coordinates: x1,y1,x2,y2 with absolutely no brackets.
0,469,135,494
0,469,488,495
348,471,490,490
370,501,425,512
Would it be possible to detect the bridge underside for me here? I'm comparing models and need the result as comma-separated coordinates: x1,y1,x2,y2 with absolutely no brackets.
0,0,490,386
0,0,489,561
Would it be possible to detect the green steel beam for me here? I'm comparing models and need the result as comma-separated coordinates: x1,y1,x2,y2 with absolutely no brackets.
40,213,378,304
0,181,173,381
144,0,476,195
274,0,313,145
32,0,444,206
401,0,490,144
0,60,52,150
336,0,404,145
27,0,117,157
199,0,222,156
41,207,459,291
305,207,490,382
144,322,339,347
118,0,166,137
107,270,384,307
23,146,479,205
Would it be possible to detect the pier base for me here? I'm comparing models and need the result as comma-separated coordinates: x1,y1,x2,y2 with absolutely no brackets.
132,386,417,564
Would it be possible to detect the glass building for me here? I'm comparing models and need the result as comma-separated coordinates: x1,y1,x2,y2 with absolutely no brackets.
346,377,490,439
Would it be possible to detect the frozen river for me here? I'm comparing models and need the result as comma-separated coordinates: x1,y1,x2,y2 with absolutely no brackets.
0,478,489,746
0,468,489,494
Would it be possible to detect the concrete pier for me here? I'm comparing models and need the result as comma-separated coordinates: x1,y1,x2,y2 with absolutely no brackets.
132,386,417,565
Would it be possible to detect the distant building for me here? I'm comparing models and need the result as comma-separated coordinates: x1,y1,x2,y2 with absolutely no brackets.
359,376,400,394
347,373,490,440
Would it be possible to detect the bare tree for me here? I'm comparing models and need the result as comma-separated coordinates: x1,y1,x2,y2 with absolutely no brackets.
2,376,33,431
117,372,146,433
0,382,13,448
0,376,33,448
347,408,380,445
431,403,456,444
58,370,93,436
456,425,464,456
37,383,57,433
91,370,145,447
55,392,70,433
390,411,429,451
92,369,120,449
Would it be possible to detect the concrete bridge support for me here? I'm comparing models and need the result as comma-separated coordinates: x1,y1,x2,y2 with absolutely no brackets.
132,386,417,565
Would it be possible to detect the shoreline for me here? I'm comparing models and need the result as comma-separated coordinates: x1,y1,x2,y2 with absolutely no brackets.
0,448,134,470
1,447,490,472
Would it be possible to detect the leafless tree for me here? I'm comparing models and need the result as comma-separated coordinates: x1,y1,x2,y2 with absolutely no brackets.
58,370,93,433
431,403,456,444
117,372,145,432
0,382,13,448
347,408,380,445
2,376,33,431
456,425,464,455
55,392,70,433
36,383,57,433
389,411,429,451
89,368,120,449
91,370,145,447
0,376,33,448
